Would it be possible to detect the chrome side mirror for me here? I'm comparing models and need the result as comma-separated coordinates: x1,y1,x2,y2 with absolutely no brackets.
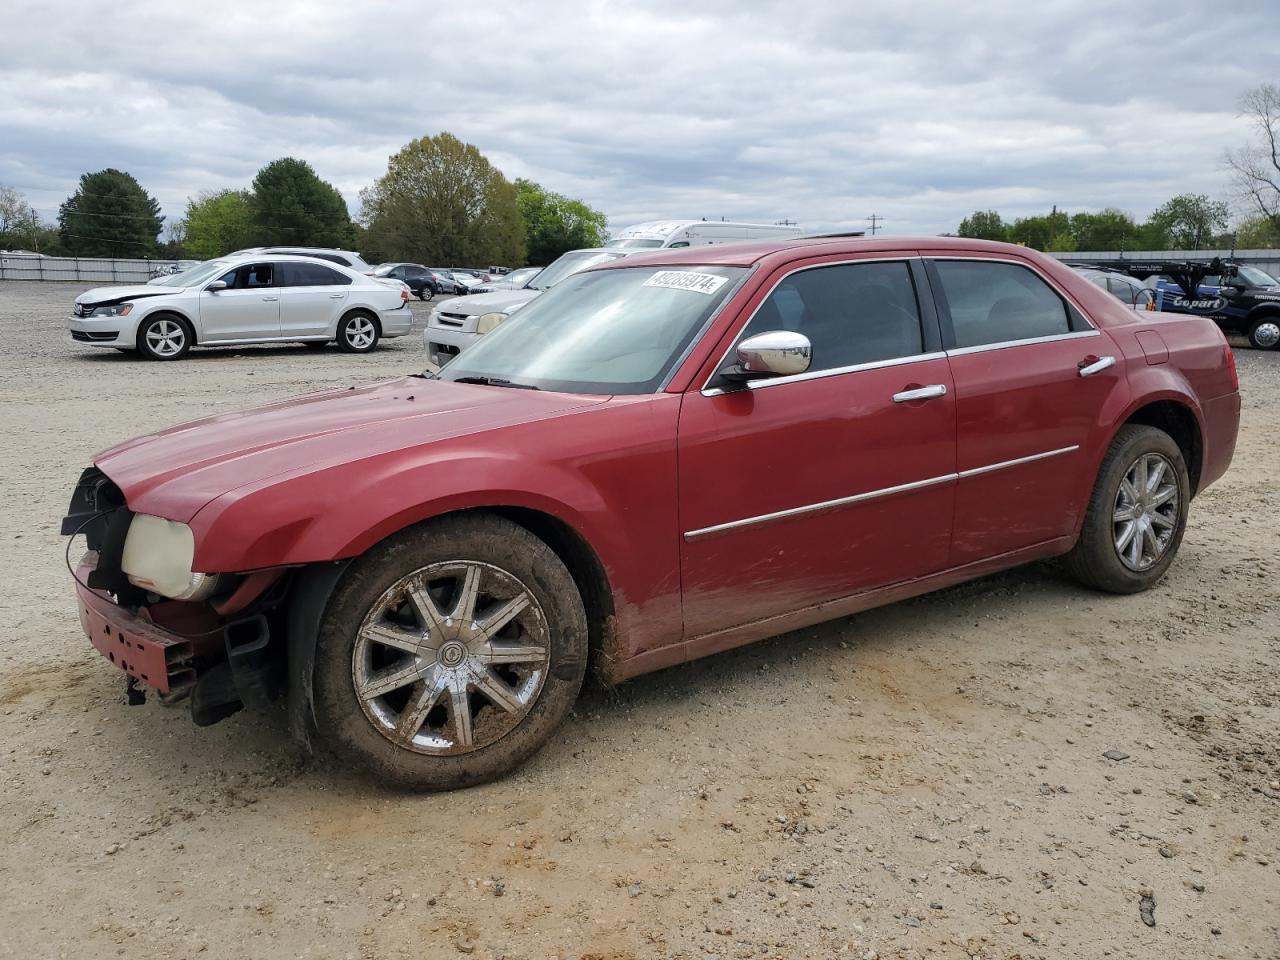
206,280,227,292
729,330,811,380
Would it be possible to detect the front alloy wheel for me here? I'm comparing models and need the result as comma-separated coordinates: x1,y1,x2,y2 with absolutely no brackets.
353,561,550,754
138,315,191,360
313,514,588,789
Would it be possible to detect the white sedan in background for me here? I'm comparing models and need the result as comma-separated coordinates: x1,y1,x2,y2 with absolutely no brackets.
70,255,413,360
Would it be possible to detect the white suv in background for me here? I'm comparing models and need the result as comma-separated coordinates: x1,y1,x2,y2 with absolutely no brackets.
70,255,412,360
228,246,377,275
424,248,638,368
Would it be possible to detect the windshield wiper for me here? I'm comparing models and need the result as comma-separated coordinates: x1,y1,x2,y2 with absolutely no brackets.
451,375,541,390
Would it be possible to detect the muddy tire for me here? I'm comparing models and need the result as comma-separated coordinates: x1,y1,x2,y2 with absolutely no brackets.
312,514,588,790
1062,424,1190,594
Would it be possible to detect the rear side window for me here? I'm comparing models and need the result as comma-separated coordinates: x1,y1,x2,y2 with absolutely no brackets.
933,260,1071,348
735,261,925,373
279,262,352,287
1107,277,1137,304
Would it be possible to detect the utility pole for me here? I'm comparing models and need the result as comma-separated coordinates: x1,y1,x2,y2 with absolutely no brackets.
868,214,883,236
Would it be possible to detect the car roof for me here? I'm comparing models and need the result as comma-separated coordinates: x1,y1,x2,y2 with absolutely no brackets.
591,235,1050,269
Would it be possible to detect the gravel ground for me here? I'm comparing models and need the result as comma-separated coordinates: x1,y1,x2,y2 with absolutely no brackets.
1,280,1277,960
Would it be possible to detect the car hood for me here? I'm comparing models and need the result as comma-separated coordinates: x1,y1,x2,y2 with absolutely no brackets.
95,376,607,522
433,288,541,317
76,285,178,307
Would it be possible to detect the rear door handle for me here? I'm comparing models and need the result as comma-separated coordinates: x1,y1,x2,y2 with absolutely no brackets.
261,296,279,302
1078,355,1115,377
893,384,948,403
329,293,344,299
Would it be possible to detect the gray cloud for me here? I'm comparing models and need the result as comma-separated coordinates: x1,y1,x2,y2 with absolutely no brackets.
2,0,1275,237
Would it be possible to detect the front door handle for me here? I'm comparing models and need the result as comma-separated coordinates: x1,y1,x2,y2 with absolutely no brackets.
261,296,279,302
1078,355,1115,377
893,384,948,403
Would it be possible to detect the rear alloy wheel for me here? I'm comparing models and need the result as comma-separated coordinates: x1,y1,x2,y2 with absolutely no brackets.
313,515,588,789
137,314,192,360
1062,424,1189,593
418,286,432,301
338,312,379,353
1247,317,1280,350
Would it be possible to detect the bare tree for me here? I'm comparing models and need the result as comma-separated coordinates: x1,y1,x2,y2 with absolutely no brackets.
1226,84,1280,232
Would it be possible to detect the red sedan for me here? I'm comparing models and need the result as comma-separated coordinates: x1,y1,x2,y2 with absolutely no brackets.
63,236,1240,788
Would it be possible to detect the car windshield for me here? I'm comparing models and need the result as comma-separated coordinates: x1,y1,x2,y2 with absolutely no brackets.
606,238,665,249
1237,265,1279,287
436,265,746,394
526,251,628,290
169,260,228,287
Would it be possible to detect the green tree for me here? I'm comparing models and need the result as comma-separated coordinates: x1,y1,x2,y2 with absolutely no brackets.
1145,194,1230,249
514,179,608,265
57,169,163,256
1009,208,1071,250
359,132,525,266
957,210,1008,241
1068,208,1137,250
1234,214,1280,248
184,189,257,258
251,158,355,248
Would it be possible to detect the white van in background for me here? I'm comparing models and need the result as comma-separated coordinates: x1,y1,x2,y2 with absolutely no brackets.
606,220,803,249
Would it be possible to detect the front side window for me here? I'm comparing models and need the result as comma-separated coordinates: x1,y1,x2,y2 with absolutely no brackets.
438,265,745,394
216,263,274,289
731,261,925,374
933,260,1071,348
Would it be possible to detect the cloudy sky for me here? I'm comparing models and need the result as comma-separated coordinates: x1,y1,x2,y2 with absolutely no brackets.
2,0,1276,238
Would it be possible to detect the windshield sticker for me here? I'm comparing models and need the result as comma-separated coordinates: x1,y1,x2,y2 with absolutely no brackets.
642,270,729,295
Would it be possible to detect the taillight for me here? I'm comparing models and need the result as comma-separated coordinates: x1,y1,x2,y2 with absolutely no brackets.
400,288,410,303
1225,340,1238,392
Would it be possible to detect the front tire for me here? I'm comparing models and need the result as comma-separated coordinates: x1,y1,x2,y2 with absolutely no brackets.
337,311,380,353
136,313,193,361
1062,424,1190,594
312,514,589,790
1247,316,1280,350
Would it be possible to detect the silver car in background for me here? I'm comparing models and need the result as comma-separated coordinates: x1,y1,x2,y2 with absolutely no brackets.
424,248,640,367
70,255,413,360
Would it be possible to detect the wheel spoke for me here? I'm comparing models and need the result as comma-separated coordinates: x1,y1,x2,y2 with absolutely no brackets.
1150,511,1175,530
359,660,422,700
481,642,547,665
449,685,473,747
1150,485,1176,508
1146,458,1167,492
1115,520,1137,552
476,594,530,641
1120,478,1140,505
1127,526,1144,566
362,622,422,656
475,669,523,713
1113,504,1136,522
406,583,447,634
1132,458,1148,495
1141,522,1161,559
451,565,481,621
394,669,446,744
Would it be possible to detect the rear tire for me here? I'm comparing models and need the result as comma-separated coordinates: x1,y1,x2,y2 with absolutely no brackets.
1246,316,1280,350
136,313,193,361
417,287,432,301
337,311,380,353
312,514,588,790
1062,424,1190,594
